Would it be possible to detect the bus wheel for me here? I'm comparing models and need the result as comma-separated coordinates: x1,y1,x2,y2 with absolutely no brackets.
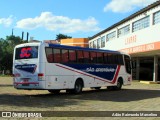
48,90,60,94
114,78,123,90
73,80,83,94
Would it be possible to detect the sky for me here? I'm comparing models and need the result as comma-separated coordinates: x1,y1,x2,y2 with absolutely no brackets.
0,0,157,41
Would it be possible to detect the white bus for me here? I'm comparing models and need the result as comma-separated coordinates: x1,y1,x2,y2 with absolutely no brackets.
13,42,132,94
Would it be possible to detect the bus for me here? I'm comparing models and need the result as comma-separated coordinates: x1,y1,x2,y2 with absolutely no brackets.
13,42,132,94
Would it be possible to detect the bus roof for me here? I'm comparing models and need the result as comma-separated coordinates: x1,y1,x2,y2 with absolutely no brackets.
47,43,123,54
15,42,128,55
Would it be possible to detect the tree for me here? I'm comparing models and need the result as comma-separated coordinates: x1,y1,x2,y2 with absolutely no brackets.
0,35,26,74
56,33,72,40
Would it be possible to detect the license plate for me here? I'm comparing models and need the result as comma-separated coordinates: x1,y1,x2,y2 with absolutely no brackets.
22,84,29,86
22,78,30,86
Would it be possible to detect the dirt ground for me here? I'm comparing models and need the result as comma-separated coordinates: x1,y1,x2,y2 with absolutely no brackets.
0,77,159,120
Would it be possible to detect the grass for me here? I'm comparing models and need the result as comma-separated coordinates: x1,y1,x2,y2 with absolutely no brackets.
0,74,12,77
0,77,160,120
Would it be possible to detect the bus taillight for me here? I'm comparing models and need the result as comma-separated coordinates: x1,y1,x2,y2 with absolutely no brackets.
38,73,44,80
13,73,21,77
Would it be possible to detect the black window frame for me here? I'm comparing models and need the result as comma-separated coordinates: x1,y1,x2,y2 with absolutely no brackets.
15,46,39,60
45,47,124,65
61,49,69,63
68,49,77,63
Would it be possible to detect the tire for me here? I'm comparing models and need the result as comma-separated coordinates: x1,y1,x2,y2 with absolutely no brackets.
48,90,60,94
73,80,83,94
114,79,123,90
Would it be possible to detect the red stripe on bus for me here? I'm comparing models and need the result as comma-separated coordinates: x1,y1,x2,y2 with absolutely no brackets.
111,65,120,84
14,82,39,85
56,64,120,84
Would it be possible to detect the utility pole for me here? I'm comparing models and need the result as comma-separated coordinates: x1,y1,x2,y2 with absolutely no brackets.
26,32,29,43
22,31,24,40
12,29,14,36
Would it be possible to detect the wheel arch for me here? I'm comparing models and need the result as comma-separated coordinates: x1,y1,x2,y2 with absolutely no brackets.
117,76,124,85
75,77,84,87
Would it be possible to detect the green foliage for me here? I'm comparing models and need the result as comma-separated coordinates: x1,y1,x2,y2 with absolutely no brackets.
0,34,72,74
0,35,26,74
56,33,72,40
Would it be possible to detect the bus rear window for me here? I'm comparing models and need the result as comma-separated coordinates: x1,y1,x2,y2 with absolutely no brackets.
15,46,38,60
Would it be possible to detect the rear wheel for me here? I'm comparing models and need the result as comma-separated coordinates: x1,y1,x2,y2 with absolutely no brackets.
73,80,83,94
48,90,61,94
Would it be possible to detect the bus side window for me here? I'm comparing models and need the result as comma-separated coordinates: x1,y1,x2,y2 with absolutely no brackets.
46,48,53,63
62,49,69,63
69,50,76,63
118,55,124,65
108,54,112,64
83,51,90,63
104,53,108,64
97,52,103,64
114,54,117,64
53,48,61,63
90,52,97,63
77,51,84,63
111,54,116,64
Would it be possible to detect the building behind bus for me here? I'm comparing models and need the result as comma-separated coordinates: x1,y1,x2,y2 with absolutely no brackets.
89,1,160,83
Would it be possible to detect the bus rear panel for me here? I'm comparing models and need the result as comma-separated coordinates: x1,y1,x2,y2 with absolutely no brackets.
13,43,46,90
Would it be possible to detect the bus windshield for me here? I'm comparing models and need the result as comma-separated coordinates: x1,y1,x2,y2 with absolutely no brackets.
124,55,131,74
15,46,38,60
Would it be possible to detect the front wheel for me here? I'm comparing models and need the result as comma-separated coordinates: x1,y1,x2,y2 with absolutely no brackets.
107,78,123,90
114,79,123,90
